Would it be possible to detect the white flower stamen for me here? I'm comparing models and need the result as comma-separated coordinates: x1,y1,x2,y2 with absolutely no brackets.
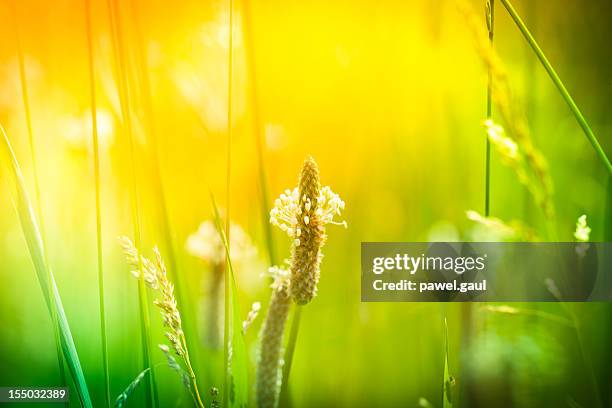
269,186,346,240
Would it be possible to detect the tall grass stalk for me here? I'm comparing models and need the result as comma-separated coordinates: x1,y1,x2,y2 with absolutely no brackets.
567,305,603,408
241,0,276,265
211,194,250,408
0,124,92,407
239,2,300,404
84,1,111,405
224,0,235,406
128,0,202,382
499,0,612,175
460,1,555,220
545,252,602,406
11,2,68,391
484,0,494,216
106,0,158,405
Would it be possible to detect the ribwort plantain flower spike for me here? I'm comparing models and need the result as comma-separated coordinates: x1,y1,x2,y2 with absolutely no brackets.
256,264,291,408
270,156,346,305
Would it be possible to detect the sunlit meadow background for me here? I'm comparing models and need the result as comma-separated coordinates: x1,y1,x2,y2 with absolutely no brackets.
1,0,611,406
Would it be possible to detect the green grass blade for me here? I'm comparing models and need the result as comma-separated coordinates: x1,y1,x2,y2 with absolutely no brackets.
443,318,453,408
211,193,249,408
499,0,612,175
11,2,67,388
225,0,235,403
84,0,111,405
0,124,93,408
105,0,158,405
127,0,202,386
241,0,276,265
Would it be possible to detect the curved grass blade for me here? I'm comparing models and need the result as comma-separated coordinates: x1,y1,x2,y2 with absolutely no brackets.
0,124,93,408
499,0,612,175
10,0,67,389
114,368,151,408
211,193,249,408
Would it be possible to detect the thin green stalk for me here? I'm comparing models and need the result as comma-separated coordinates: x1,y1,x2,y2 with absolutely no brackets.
0,124,92,408
84,0,111,405
567,305,603,408
241,0,276,265
11,1,67,389
499,0,612,175
485,0,494,216
211,194,249,408
226,0,234,241
224,0,234,406
223,251,230,408
549,293,602,407
179,336,206,408
241,5,305,405
106,0,158,405
128,0,202,385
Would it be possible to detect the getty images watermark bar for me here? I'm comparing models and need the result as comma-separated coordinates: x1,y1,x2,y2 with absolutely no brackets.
361,242,612,302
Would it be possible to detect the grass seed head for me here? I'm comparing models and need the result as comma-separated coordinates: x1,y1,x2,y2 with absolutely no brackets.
243,301,262,335
467,210,539,241
459,0,555,218
119,237,185,356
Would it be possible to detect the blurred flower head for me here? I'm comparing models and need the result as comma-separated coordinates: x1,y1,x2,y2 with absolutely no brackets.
186,220,256,265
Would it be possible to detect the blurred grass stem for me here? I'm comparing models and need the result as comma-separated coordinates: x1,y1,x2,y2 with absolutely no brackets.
84,0,111,405
106,0,158,405
499,0,612,175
